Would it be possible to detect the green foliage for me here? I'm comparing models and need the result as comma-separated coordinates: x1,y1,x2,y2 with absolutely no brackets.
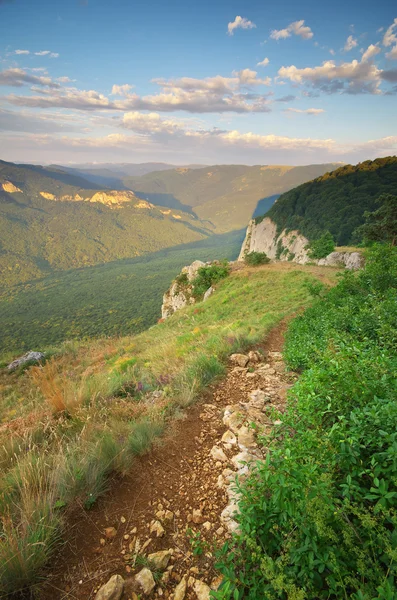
191,262,230,299
354,194,397,246
124,163,338,234
215,245,397,599
262,156,397,246
0,231,243,355
307,231,335,259
244,252,270,266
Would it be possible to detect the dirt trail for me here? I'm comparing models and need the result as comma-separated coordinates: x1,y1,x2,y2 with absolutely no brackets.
41,321,295,600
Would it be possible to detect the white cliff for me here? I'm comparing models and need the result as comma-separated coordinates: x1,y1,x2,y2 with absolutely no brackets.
239,218,364,270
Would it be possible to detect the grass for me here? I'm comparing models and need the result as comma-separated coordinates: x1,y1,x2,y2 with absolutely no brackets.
0,261,339,596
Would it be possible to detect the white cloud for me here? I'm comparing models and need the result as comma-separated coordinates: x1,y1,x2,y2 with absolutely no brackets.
34,50,59,58
15,49,30,55
122,111,184,134
386,46,397,60
344,35,358,52
284,107,325,115
278,55,382,94
257,57,270,67
329,48,335,56
383,18,397,47
57,76,73,83
227,16,256,36
270,20,313,41
0,68,60,89
111,84,133,96
361,44,381,62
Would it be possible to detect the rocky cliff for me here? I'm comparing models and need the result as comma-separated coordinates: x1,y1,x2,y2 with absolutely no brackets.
161,260,206,319
239,217,364,269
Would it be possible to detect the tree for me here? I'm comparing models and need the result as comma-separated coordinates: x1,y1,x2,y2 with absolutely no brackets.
307,231,335,259
355,194,397,246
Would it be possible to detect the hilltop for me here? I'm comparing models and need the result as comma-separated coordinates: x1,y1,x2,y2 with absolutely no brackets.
263,156,397,245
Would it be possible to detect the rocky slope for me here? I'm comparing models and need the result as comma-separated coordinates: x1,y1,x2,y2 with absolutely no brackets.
40,326,292,600
239,217,364,269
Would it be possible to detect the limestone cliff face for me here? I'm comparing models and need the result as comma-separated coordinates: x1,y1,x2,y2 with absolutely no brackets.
239,218,364,270
161,260,208,319
2,181,23,193
37,190,156,209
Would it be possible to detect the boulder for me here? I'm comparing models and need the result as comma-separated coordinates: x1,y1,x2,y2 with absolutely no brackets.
193,579,211,600
135,568,156,595
173,575,187,600
148,549,172,570
94,574,124,600
210,446,228,462
7,351,45,371
229,353,249,367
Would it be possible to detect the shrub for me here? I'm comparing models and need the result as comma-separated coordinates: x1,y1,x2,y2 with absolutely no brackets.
307,231,335,259
215,245,397,600
244,252,270,266
191,262,230,299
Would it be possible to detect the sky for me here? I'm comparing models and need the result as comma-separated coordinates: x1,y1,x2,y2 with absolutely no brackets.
0,0,396,166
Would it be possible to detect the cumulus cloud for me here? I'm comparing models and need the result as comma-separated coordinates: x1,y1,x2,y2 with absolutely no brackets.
15,49,30,55
276,95,296,102
278,55,382,94
227,16,256,36
257,57,270,67
122,111,184,134
383,18,397,59
111,83,133,96
270,20,313,41
284,107,325,115
0,68,60,89
361,44,381,62
343,35,358,52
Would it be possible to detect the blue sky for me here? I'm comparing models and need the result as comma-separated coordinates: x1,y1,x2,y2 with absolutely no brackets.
0,0,396,165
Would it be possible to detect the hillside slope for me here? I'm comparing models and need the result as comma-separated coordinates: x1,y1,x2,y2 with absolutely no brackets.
264,156,397,245
0,160,213,288
124,163,340,232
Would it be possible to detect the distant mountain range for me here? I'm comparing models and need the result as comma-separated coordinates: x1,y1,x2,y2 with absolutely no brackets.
0,159,339,288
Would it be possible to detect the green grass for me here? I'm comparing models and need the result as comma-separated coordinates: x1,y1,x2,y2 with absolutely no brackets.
0,261,338,596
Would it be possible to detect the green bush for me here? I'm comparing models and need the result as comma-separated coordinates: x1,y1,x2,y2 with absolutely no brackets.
244,252,270,266
215,244,397,600
191,262,230,299
307,231,335,259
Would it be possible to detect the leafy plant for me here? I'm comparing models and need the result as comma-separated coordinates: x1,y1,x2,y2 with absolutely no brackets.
307,231,335,259
191,262,230,299
215,244,397,599
244,252,270,266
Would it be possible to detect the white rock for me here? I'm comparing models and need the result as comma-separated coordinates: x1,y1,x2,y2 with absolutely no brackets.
193,579,212,600
135,568,156,595
94,574,124,600
173,575,187,600
148,549,172,570
221,430,237,445
229,353,249,367
203,286,214,301
150,520,165,537
210,446,228,462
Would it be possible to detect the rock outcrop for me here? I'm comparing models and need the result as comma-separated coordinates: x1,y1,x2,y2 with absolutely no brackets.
161,260,207,319
2,181,23,193
239,217,364,270
7,351,45,371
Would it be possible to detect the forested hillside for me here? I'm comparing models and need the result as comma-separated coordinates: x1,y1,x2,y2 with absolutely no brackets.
0,160,213,288
263,156,397,245
124,163,339,232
